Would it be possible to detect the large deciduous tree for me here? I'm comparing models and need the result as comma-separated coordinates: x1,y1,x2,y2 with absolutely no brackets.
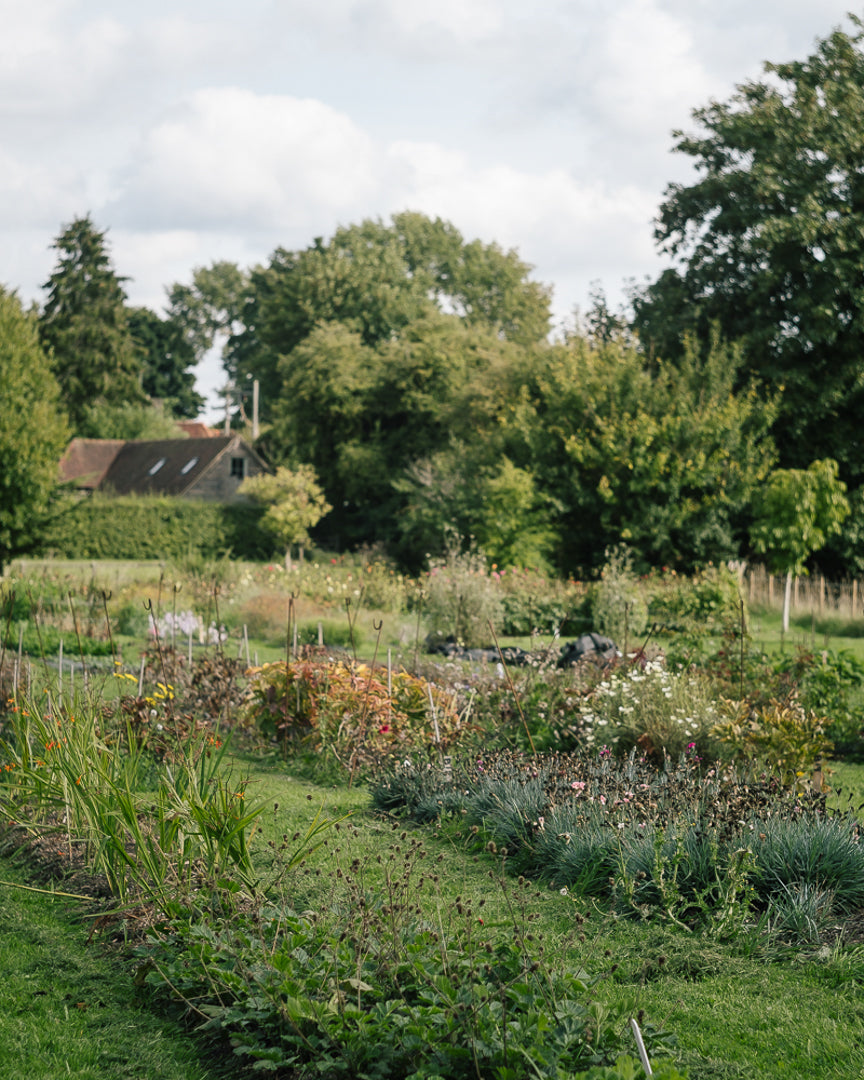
0,289,69,570
632,19,864,484
39,216,144,433
507,333,778,574
225,213,551,420
268,314,527,556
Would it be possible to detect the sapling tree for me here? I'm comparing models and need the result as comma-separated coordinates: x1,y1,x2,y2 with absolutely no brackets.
240,465,331,569
750,458,850,631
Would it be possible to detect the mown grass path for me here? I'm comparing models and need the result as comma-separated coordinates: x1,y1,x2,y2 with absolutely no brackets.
0,857,217,1080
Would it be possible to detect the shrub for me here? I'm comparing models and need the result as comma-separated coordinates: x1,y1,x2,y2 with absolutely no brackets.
711,698,833,784
422,546,503,648
241,658,464,777
592,549,648,650
40,495,274,561
574,660,722,760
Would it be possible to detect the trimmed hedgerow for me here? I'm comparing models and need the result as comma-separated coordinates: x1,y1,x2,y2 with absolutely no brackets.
40,494,275,561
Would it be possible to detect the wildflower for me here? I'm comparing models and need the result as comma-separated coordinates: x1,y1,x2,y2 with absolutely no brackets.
571,780,586,790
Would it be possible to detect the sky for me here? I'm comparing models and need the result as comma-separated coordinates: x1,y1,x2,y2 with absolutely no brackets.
2,0,860,420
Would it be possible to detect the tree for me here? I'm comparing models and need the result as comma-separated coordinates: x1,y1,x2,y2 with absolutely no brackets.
0,289,69,570
750,459,850,631
395,445,557,571
39,216,145,433
506,332,778,574
268,314,528,555
77,400,186,440
632,19,864,483
225,213,551,418
127,307,203,418
239,465,331,569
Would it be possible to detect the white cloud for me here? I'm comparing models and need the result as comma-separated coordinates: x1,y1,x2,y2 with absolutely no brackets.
115,88,380,229
587,0,719,140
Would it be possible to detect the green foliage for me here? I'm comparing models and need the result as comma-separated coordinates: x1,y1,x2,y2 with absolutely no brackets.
711,698,834,783
40,494,274,561
240,464,331,565
127,306,204,419
0,692,265,904
138,851,674,1079
227,212,551,414
397,445,558,571
78,399,187,440
0,289,69,572
573,1057,688,1080
422,545,504,648
371,748,854,940
632,18,864,484
39,215,145,433
750,459,849,577
0,621,112,658
510,333,777,574
592,549,649,649
774,647,864,757
648,565,745,665
497,569,591,636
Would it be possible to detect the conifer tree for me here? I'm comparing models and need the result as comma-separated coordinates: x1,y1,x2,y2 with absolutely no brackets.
40,216,144,432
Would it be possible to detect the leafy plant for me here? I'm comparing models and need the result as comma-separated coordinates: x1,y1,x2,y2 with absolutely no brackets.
422,544,504,648
241,657,464,778
711,697,833,784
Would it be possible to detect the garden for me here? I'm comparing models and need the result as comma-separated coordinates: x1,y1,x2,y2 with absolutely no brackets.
2,551,864,1080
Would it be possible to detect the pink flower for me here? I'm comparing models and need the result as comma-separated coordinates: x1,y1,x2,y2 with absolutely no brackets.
571,781,587,790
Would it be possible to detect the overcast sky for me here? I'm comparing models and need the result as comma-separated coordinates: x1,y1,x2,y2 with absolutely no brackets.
2,1,859,419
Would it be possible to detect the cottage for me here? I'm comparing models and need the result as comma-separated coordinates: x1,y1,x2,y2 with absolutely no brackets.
59,435,270,503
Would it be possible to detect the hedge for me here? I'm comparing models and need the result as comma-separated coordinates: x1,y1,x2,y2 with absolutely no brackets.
39,495,276,561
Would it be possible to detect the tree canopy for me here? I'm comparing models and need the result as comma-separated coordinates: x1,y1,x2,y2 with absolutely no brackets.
224,212,552,420
632,18,864,485
750,458,850,629
0,288,69,570
128,306,203,419
39,216,145,433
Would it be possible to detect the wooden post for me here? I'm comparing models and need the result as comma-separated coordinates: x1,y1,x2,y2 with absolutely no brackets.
819,575,825,615
768,575,774,606
854,580,859,619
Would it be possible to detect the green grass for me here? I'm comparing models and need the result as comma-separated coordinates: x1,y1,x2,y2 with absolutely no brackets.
0,858,222,1080
749,606,864,663
6,751,864,1079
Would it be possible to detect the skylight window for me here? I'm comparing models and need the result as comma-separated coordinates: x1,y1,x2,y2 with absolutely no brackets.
180,457,199,475
148,458,166,476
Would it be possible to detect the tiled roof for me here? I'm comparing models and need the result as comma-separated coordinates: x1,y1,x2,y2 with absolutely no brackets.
59,439,126,490
100,437,237,495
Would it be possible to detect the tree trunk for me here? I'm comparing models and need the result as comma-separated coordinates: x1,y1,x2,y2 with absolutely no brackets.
284,546,293,572
782,570,792,633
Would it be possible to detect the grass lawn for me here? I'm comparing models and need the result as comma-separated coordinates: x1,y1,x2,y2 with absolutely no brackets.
0,857,224,1080
5,754,864,1079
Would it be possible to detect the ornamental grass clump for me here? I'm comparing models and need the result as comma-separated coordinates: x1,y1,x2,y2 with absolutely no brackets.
371,748,848,936
0,688,265,905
